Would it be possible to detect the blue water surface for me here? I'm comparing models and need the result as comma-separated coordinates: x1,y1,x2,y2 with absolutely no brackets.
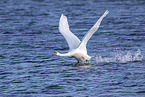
0,0,145,96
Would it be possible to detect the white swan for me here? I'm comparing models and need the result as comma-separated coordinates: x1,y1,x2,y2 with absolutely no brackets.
53,10,109,64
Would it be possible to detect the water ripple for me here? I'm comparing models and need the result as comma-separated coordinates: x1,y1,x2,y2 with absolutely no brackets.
0,0,145,96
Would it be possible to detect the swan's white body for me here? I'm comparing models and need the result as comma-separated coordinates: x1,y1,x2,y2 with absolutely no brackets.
54,10,109,63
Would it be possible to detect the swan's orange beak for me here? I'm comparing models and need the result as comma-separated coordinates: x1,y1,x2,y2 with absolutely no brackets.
53,52,57,55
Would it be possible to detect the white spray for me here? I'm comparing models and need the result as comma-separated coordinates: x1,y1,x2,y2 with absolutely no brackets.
96,49,143,64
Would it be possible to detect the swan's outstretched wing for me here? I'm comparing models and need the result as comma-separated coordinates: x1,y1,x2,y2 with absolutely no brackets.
78,10,109,52
59,14,81,51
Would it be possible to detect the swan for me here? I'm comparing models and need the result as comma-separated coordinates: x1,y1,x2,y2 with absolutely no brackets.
53,10,109,64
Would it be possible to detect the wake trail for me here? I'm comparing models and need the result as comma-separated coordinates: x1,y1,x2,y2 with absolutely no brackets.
96,49,144,64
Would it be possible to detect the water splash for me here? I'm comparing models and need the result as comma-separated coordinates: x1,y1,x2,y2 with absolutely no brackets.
96,49,144,64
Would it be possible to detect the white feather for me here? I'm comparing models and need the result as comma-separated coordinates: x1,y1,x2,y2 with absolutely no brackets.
55,10,109,63
59,14,81,51
78,10,109,52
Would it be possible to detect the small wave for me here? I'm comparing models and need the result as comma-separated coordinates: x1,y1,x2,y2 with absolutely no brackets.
96,49,144,64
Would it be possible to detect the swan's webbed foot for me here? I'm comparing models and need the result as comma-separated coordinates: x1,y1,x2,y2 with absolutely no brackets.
73,60,91,67
73,61,80,67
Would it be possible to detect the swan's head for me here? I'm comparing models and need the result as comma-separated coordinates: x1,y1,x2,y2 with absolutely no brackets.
53,51,58,55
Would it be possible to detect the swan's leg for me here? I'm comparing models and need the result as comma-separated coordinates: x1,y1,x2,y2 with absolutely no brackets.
86,60,90,64
73,61,80,66
86,60,88,63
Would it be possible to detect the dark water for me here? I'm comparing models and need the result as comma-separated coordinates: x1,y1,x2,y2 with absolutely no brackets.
0,0,145,96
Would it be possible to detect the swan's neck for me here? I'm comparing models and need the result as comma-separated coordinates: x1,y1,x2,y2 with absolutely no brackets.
57,52,71,57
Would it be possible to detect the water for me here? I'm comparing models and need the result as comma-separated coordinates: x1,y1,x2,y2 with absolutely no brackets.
0,0,145,96
96,49,144,64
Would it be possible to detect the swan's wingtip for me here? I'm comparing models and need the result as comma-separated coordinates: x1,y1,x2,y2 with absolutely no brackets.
105,10,109,14
60,14,67,19
61,14,64,17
